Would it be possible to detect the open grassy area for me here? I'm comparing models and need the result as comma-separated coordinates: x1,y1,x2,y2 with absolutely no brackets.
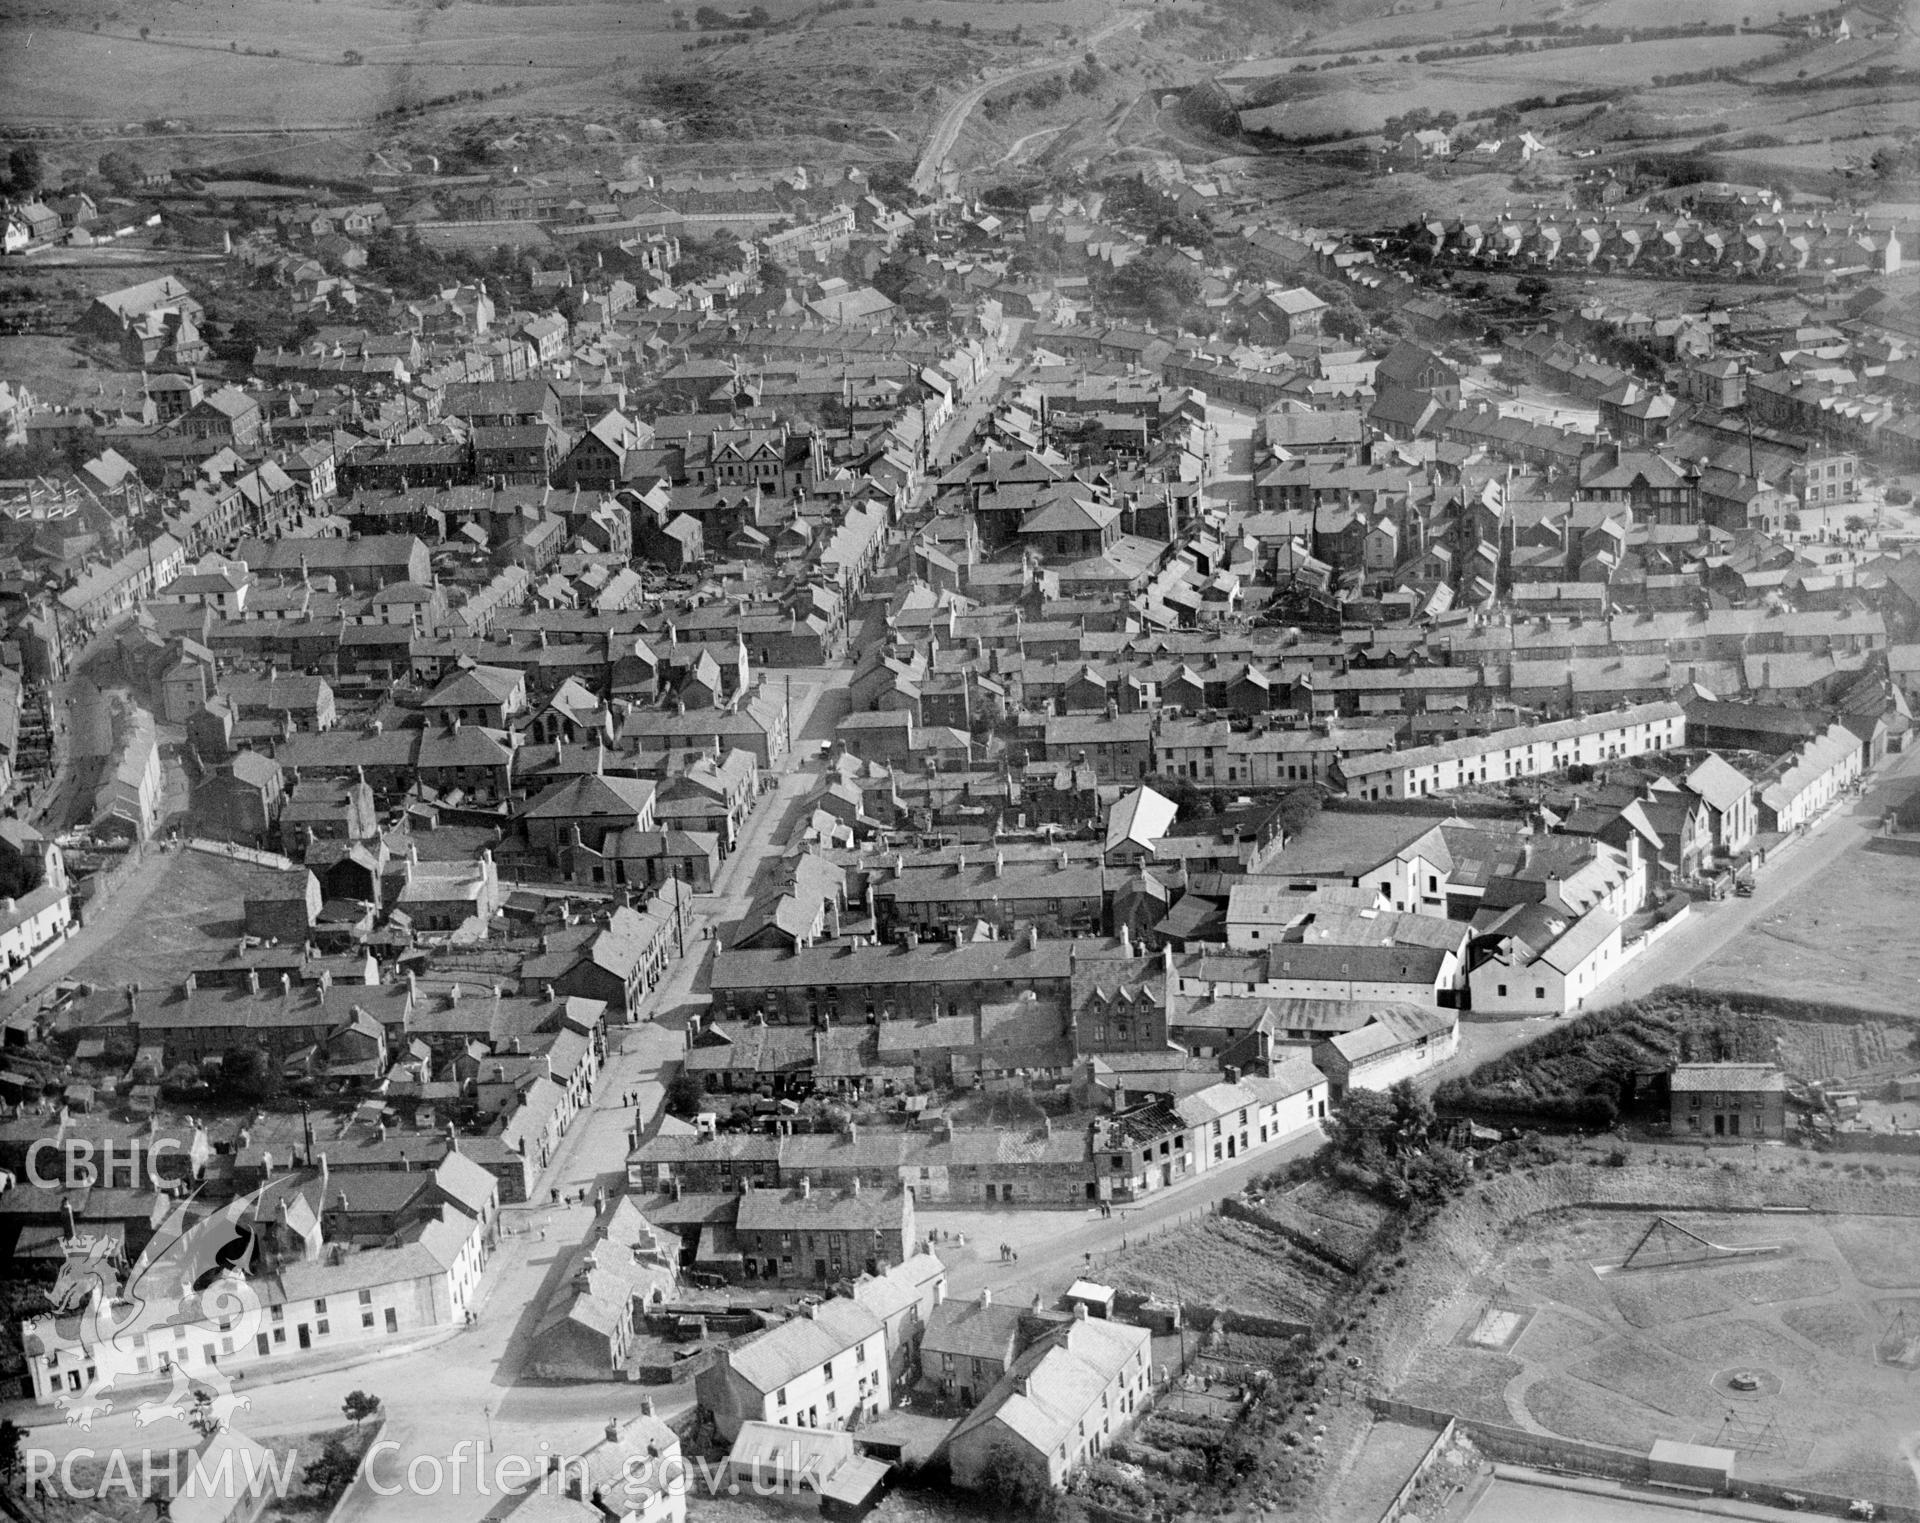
0,0,1113,133
1394,1208,1920,1506
66,848,289,995
1694,826,1920,1020
1104,1214,1346,1324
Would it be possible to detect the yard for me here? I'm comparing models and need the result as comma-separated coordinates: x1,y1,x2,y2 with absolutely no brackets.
1391,1208,1920,1508
65,847,292,995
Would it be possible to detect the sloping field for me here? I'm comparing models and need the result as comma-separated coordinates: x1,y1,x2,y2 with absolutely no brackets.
1237,34,1792,140
1105,1214,1347,1324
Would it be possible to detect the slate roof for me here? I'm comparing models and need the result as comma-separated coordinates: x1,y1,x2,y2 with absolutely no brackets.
725,1299,883,1393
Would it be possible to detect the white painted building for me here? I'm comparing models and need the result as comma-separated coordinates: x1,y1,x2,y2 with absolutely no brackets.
24,1204,487,1404
1468,904,1626,1016
1335,701,1685,801
696,1298,889,1442
1311,1005,1459,1097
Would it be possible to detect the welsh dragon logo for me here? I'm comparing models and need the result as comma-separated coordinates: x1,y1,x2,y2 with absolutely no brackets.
56,1191,265,1434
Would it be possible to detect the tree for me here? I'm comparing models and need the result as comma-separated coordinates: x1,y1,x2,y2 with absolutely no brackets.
1324,307,1365,342
665,1071,705,1118
1387,1077,1435,1149
1274,786,1322,838
0,1418,23,1490
978,1443,1065,1520
342,1391,381,1429
217,1043,279,1103
303,1437,361,1502
1515,274,1551,309
187,1390,222,1440
90,143,136,190
1327,1087,1398,1165
6,147,42,198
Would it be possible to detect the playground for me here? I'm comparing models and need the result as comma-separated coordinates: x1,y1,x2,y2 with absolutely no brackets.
1393,1209,1920,1507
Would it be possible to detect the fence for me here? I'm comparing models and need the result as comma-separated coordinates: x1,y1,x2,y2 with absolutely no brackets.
1367,1397,1920,1521
1378,1419,1456,1523
1220,1194,1375,1276
1086,1203,1214,1275
186,837,296,871
324,1416,388,1523
75,840,149,917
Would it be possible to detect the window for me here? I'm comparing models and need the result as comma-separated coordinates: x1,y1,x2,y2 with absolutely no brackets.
857,1343,867,1365
1497,984,1508,997
822,1360,833,1380
359,1290,373,1305
777,1387,788,1407
314,1299,327,1315
362,1312,375,1330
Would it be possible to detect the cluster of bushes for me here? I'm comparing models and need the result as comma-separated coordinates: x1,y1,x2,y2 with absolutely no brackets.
979,51,1102,119
1509,86,1628,111
1411,18,1737,64
1759,64,1920,95
374,83,523,122
1434,990,1808,1128
1648,66,1738,88
1381,106,1457,142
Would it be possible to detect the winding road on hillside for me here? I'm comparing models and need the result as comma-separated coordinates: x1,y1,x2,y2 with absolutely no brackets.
908,8,1148,196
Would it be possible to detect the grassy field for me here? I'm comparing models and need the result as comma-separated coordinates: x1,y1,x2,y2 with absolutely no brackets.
1230,33,1796,140
1284,0,1833,56
66,849,291,995
1394,1208,1920,1506
0,0,1116,130
1104,1214,1347,1323
1694,827,1920,1019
